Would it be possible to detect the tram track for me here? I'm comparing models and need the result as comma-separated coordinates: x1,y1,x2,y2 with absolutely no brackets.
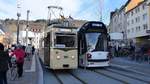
52,70,87,84
106,68,150,83
92,70,128,84
69,71,88,84
87,67,149,84
44,67,148,84
110,64,150,77
85,68,128,84
52,70,63,84
73,68,124,84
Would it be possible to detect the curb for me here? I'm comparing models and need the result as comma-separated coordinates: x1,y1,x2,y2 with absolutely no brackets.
36,55,44,84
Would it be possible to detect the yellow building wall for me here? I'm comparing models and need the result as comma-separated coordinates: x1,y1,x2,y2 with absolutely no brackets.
125,0,144,12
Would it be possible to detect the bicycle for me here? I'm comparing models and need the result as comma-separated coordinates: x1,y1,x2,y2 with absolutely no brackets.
8,56,18,80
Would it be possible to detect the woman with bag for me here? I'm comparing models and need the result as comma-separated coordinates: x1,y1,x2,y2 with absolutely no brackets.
12,45,25,78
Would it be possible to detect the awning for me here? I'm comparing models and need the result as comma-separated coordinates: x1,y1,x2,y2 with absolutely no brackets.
109,32,123,40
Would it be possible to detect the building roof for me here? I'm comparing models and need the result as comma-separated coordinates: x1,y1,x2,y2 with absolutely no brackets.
110,0,130,19
125,0,144,12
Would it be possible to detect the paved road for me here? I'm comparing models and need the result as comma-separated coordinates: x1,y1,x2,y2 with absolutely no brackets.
43,66,150,84
39,49,150,84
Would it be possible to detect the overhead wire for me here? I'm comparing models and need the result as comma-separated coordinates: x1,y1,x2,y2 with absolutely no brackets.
76,0,100,20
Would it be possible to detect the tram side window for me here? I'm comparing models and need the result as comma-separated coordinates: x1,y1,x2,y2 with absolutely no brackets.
95,34,107,51
55,35,76,48
44,33,50,47
47,33,51,47
81,35,87,54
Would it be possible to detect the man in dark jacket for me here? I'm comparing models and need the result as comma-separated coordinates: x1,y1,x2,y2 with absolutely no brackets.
0,43,9,84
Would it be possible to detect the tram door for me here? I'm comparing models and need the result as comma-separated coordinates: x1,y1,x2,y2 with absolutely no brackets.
44,32,50,66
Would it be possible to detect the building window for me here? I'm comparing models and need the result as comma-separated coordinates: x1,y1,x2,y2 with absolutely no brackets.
135,17,138,23
138,26,141,31
127,13,130,18
132,28,134,32
137,16,140,23
131,11,134,16
135,8,138,13
127,21,130,26
132,19,134,24
142,5,145,10
137,7,140,12
142,3,146,10
136,27,138,31
143,13,147,20
136,26,141,31
143,24,148,30
128,29,130,33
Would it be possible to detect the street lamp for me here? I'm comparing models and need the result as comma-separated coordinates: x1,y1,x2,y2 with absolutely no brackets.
17,12,21,44
26,10,30,46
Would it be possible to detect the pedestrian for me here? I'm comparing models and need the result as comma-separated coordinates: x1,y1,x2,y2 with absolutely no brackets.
22,45,26,51
129,44,135,60
25,44,32,60
12,45,25,78
32,45,35,55
0,43,9,84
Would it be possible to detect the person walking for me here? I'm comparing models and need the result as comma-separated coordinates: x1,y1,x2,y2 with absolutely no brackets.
12,45,25,78
25,44,32,60
0,43,9,84
32,45,35,55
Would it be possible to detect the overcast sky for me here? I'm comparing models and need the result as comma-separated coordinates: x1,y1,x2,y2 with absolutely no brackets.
0,0,127,24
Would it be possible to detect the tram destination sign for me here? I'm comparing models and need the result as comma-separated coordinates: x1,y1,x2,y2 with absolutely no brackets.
92,23,103,27
87,28,106,33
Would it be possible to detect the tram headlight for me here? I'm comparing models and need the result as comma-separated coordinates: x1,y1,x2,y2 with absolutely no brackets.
71,56,75,59
56,56,60,59
86,53,92,59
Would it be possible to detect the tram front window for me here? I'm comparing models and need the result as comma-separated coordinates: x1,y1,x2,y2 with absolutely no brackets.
85,33,107,52
55,35,76,48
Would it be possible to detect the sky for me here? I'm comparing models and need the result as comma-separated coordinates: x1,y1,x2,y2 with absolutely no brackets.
0,0,128,24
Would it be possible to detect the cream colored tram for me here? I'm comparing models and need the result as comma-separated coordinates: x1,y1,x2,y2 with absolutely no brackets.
44,24,78,69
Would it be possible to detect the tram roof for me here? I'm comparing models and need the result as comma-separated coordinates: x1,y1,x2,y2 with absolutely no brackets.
48,24,77,29
77,21,107,33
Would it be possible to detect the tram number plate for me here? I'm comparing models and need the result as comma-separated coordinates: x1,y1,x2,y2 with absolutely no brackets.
64,56,68,58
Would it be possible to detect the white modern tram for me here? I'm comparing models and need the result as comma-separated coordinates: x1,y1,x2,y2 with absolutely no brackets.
78,21,110,67
44,22,78,69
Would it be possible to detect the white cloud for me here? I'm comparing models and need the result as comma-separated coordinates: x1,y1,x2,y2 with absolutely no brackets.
0,0,17,19
0,0,83,20
0,0,101,21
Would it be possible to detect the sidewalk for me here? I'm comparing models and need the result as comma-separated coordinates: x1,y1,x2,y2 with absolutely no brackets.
7,53,41,84
110,57,150,75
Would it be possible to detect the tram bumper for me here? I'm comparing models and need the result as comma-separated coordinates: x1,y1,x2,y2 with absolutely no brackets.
86,59,110,67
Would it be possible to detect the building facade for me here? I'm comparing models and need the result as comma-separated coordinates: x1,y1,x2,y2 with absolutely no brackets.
126,0,150,45
109,7,126,34
108,4,128,45
109,0,150,45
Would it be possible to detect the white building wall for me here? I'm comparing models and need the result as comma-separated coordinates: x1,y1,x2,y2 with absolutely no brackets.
109,7,127,42
126,1,150,39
